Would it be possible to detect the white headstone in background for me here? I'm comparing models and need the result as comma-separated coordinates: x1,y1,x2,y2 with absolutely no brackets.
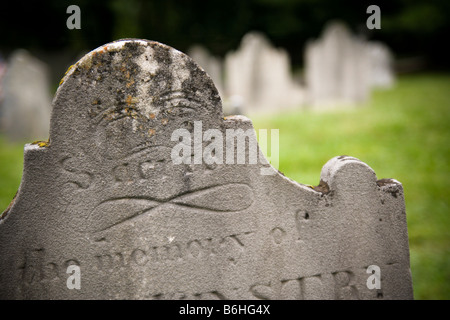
304,22,372,108
0,50,52,141
224,32,304,115
0,54,7,107
367,41,395,89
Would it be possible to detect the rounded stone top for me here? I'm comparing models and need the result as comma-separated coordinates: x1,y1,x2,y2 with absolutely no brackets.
50,39,223,152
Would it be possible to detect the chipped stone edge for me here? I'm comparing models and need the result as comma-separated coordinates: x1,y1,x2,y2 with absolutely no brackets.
377,178,404,198
223,114,316,193
318,155,404,195
0,143,44,222
320,155,375,183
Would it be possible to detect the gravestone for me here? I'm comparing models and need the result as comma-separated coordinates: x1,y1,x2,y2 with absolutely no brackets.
0,39,413,300
304,21,371,108
0,53,7,108
224,32,304,114
367,41,395,89
0,50,52,142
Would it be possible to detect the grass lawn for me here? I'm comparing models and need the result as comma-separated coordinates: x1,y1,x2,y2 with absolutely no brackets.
0,72,449,299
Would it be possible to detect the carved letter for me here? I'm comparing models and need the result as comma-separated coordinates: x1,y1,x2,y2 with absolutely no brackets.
333,271,359,300
131,249,148,266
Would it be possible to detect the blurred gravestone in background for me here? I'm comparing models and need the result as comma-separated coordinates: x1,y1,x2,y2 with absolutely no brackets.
0,50,52,142
189,25,396,115
304,21,372,108
304,21,397,109
0,54,7,111
224,32,304,115
367,41,395,89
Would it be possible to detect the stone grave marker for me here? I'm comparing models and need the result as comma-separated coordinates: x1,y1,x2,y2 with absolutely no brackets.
0,53,7,107
0,50,52,142
0,39,413,299
367,41,395,89
224,32,303,115
304,21,371,108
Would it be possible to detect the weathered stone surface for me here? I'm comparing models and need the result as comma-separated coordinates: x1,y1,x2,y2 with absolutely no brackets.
0,39,413,299
0,50,52,142
187,45,224,100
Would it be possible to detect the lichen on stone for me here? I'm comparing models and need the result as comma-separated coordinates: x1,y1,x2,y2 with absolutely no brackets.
31,139,50,148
